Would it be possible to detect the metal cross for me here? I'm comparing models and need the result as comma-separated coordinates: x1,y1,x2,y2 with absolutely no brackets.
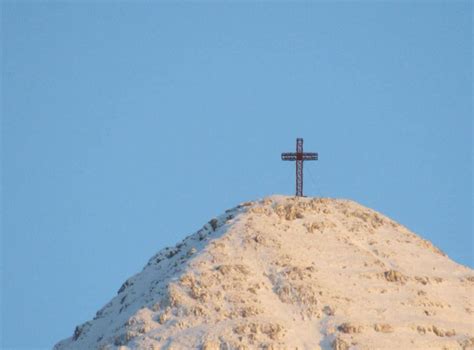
281,138,318,197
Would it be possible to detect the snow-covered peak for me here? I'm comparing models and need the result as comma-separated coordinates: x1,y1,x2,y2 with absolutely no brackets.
54,196,474,350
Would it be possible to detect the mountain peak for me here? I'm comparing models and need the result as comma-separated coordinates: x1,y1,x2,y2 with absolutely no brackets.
55,196,474,350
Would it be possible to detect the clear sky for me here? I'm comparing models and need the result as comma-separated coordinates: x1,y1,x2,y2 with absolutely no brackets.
1,1,472,349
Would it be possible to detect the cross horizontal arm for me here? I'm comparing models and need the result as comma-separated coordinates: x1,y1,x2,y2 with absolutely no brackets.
281,152,318,161
281,153,297,161
303,153,318,160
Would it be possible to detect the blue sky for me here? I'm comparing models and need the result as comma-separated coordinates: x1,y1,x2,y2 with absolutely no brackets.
1,1,472,348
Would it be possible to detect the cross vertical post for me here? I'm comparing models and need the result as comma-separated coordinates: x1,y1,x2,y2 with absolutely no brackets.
281,138,318,197
296,138,304,196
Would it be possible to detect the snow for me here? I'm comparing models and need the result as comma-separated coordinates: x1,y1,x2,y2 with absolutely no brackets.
54,195,474,350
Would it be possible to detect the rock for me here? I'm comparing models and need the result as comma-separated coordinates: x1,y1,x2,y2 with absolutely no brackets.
459,337,474,349
323,305,335,316
117,280,133,294
186,247,197,257
416,326,427,334
73,325,83,341
332,337,350,350
201,340,220,350
234,322,284,341
338,322,363,334
432,325,456,337
374,323,393,333
384,270,407,283
216,264,250,276
209,219,219,231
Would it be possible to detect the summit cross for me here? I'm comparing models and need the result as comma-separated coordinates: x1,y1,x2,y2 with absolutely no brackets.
281,138,318,197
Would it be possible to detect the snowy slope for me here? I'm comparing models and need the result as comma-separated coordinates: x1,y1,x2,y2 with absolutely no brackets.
54,196,474,350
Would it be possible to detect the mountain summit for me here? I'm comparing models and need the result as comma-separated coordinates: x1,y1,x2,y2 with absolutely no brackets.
55,196,474,350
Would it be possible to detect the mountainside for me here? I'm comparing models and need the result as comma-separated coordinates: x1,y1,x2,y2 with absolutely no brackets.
55,196,474,350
